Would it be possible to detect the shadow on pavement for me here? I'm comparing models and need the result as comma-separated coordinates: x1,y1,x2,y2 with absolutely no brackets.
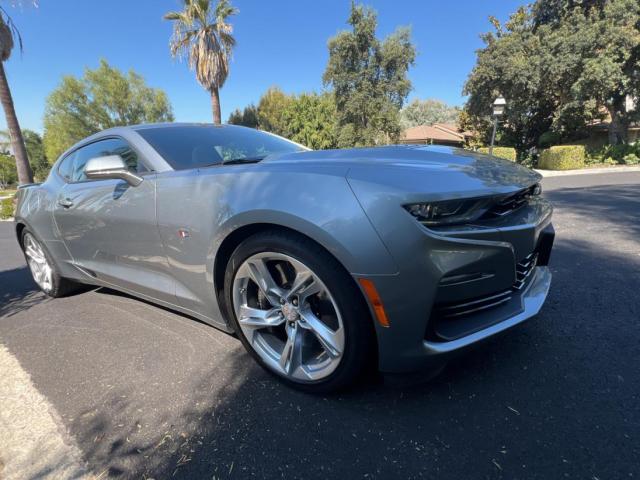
544,184,640,237
0,266,44,318
63,234,639,479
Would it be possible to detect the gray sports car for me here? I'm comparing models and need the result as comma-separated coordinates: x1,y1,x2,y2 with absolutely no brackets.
14,123,554,392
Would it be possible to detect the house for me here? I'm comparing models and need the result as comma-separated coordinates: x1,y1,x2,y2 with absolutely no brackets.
586,96,639,145
400,123,469,146
589,122,640,144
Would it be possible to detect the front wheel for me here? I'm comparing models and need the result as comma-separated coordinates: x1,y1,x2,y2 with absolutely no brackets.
224,230,375,393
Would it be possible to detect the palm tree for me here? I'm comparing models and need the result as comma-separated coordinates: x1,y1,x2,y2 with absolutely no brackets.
0,5,32,184
165,0,237,124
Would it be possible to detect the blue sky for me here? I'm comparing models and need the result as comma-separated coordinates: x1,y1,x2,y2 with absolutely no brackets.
2,0,524,133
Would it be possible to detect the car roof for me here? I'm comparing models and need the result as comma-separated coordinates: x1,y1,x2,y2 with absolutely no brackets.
88,123,246,138
130,122,243,131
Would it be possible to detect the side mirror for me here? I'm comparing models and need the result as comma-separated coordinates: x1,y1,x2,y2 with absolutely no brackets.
84,155,143,187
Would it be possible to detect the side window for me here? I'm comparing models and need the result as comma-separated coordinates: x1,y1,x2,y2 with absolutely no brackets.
70,138,144,183
57,152,76,182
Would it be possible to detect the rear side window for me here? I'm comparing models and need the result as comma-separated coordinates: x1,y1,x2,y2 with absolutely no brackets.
60,138,145,183
137,125,305,170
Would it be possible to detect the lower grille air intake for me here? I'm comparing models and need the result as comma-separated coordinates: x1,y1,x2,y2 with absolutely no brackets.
434,252,538,320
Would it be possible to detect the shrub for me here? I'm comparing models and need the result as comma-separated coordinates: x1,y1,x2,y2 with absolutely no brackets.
588,143,640,164
622,153,640,165
538,145,586,170
0,196,14,220
477,146,517,161
538,131,562,149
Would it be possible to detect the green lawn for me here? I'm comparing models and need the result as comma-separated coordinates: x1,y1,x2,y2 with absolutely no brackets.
0,189,17,197
0,196,14,219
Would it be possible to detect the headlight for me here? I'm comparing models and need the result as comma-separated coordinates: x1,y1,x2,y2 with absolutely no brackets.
404,198,491,226
405,183,541,227
531,183,542,196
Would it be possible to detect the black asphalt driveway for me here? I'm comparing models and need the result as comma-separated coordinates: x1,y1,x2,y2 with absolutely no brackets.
1,172,639,479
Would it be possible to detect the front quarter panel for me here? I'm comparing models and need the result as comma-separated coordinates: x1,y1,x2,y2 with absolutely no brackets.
155,163,398,325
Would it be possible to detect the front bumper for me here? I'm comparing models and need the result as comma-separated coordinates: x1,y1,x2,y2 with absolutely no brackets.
423,264,551,355
356,199,555,374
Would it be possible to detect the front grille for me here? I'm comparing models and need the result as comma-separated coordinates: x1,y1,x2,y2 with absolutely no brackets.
434,252,538,320
481,184,538,219
435,289,513,319
513,252,538,290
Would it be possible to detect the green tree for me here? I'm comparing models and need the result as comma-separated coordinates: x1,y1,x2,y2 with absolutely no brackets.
257,87,293,136
0,152,16,187
165,0,237,124
323,2,416,147
283,92,338,150
463,0,640,157
0,3,33,184
457,109,487,149
400,99,460,129
230,89,338,150
23,130,49,181
43,60,173,162
227,103,259,128
463,7,557,159
541,0,640,144
531,0,607,26
1,129,51,181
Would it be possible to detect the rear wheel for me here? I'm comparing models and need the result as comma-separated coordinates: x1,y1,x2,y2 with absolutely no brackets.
224,231,374,392
21,230,81,298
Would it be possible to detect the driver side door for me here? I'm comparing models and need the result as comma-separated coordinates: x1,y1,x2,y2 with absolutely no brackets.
53,137,176,303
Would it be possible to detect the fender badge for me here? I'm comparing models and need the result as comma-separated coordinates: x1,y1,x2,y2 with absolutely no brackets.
178,228,191,239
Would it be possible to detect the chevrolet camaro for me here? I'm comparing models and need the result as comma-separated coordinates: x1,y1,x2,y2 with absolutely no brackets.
14,123,554,392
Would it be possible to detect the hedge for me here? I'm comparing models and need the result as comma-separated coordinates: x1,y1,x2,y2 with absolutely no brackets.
538,145,586,170
477,147,517,162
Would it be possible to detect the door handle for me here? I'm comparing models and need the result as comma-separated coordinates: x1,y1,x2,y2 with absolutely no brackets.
58,198,74,208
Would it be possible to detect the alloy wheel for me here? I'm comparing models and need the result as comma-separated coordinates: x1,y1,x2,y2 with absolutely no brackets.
232,252,345,382
23,233,53,293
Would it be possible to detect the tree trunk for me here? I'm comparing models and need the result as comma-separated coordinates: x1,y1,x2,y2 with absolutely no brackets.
210,86,221,125
607,104,628,145
0,62,32,185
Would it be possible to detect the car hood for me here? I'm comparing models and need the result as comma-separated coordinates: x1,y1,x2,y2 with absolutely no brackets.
266,145,540,199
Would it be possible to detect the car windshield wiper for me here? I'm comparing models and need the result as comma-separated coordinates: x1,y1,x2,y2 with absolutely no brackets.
222,155,266,165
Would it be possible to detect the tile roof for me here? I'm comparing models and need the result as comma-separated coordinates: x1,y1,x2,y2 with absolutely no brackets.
401,123,466,142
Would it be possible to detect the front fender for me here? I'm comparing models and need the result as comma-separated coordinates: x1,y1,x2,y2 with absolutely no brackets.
156,166,398,325
213,206,398,277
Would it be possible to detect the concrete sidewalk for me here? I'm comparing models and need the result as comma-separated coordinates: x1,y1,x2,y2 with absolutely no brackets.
535,165,640,177
0,344,91,480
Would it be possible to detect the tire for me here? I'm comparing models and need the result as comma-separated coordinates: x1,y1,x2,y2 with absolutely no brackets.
224,229,375,393
20,229,82,298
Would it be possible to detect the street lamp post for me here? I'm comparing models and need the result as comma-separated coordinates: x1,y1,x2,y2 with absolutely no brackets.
489,96,506,156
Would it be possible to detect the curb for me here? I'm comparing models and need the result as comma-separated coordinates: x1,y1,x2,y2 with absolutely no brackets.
535,166,640,177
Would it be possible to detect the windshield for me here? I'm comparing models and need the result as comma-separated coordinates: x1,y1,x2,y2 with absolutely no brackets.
137,125,307,170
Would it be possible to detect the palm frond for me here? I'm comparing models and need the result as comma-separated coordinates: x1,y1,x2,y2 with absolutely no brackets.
0,5,22,61
163,11,183,20
219,31,236,49
163,0,236,91
215,0,238,22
